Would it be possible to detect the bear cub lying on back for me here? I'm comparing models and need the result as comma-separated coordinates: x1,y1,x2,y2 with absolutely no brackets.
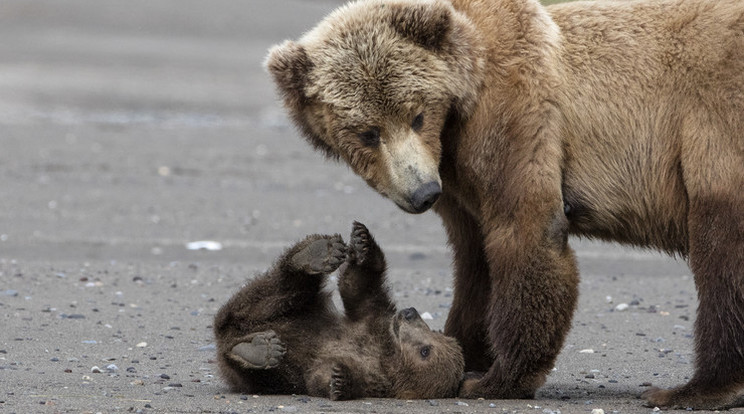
214,222,464,400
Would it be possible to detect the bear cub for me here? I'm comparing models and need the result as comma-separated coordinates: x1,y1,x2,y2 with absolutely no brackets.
213,222,464,400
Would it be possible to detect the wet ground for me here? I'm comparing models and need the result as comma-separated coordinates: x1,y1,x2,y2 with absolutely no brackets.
0,1,715,413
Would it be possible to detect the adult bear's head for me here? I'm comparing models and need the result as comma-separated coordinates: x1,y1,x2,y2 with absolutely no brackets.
266,0,484,213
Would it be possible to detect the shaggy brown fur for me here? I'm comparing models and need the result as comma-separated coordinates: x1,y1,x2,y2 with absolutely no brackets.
266,0,744,409
213,222,464,400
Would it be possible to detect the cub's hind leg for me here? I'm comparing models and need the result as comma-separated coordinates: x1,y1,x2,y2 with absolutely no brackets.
228,330,286,370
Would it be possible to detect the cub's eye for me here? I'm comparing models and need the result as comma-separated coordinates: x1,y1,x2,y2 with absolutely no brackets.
411,113,424,132
357,127,380,147
419,345,431,359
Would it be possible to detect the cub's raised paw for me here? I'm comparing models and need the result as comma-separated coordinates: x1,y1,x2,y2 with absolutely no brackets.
230,330,286,370
348,221,383,269
330,363,353,401
290,235,346,275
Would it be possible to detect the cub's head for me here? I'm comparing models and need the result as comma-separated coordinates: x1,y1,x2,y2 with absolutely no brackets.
389,307,464,399
266,0,484,213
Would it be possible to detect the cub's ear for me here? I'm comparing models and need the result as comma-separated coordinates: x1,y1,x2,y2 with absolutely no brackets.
265,40,313,107
388,1,451,50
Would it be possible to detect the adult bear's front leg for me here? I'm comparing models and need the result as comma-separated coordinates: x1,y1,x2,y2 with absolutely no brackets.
459,208,579,399
437,195,493,373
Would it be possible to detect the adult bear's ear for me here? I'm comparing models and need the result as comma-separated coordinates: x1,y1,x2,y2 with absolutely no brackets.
265,40,313,108
388,1,451,51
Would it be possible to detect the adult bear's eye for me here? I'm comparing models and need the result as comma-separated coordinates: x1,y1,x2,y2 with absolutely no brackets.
411,112,424,132
419,345,431,359
357,127,380,147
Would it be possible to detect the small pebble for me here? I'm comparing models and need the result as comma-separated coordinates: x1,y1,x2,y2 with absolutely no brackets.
160,374,170,379
136,342,147,348
4,290,18,297
579,349,595,354
91,366,102,373
106,364,118,372
614,303,629,312
591,409,605,414
455,401,469,406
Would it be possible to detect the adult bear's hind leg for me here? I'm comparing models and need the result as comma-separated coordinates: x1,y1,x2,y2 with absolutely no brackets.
642,195,744,410
643,112,744,410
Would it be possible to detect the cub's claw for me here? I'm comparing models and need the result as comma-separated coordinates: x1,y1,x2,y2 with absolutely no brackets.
346,221,384,272
349,222,372,265
330,363,353,401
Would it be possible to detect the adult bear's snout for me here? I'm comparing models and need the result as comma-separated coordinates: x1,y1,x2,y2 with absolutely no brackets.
410,181,441,213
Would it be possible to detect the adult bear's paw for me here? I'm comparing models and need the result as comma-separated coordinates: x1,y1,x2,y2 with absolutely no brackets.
642,384,744,410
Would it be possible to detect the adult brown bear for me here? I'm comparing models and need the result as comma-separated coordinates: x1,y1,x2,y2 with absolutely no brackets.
265,0,744,409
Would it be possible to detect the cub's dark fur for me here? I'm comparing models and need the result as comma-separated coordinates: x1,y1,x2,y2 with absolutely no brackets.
213,222,464,400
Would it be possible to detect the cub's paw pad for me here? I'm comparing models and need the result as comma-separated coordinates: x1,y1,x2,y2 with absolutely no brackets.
330,363,352,401
231,331,286,369
349,221,374,265
291,235,346,275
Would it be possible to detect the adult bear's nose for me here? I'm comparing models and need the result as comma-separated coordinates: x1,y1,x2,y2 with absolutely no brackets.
410,181,441,213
